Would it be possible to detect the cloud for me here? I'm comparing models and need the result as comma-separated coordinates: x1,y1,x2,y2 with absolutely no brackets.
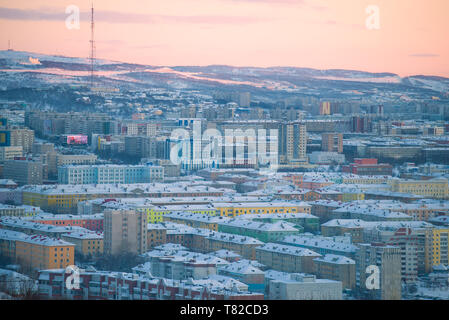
409,53,440,58
0,7,65,21
217,0,327,10
0,7,272,25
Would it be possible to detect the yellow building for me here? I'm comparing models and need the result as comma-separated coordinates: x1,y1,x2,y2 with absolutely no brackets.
341,192,365,202
162,211,227,231
21,184,226,214
342,176,389,185
389,178,449,199
61,232,103,257
151,205,217,223
15,234,75,271
429,228,449,267
22,190,89,214
0,205,38,218
147,224,167,249
101,202,218,224
214,202,311,218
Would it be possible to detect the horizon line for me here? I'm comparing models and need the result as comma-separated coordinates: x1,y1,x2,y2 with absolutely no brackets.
1,48,448,80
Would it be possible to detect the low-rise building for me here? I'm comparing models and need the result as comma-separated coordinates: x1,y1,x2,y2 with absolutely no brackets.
38,269,264,300
58,165,164,184
218,219,301,242
61,231,103,257
147,224,167,249
255,243,321,274
265,270,342,300
389,178,449,199
280,234,359,259
313,254,356,290
15,234,75,271
218,260,265,292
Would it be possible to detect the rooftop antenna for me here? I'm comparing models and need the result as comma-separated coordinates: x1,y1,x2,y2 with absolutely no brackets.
89,1,96,88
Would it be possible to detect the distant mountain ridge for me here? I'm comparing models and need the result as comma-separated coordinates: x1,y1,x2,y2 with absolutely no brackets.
0,50,448,99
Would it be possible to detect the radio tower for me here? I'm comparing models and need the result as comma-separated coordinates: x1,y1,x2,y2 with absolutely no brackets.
89,2,96,88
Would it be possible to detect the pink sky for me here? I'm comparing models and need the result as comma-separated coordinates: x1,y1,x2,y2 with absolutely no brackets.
0,0,448,77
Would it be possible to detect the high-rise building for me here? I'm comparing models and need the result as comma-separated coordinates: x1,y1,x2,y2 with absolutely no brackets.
356,243,402,300
320,102,331,115
3,159,45,185
0,146,23,162
104,209,147,255
32,143,55,155
428,228,449,269
124,136,157,159
321,133,343,153
9,128,35,153
362,225,430,282
279,121,307,164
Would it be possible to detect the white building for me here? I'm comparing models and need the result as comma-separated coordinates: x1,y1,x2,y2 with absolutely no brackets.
58,165,164,184
308,151,345,165
265,270,342,300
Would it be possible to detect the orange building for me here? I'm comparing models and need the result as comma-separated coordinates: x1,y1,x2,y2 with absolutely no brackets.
15,234,75,271
30,214,103,232
284,174,334,190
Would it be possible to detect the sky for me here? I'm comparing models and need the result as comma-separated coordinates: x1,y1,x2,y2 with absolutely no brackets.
0,0,448,77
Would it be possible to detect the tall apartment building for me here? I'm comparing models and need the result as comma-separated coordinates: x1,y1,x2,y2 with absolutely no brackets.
279,121,307,164
58,165,164,184
321,133,343,153
213,92,251,107
25,111,117,137
104,209,147,255
120,122,158,137
3,160,45,185
363,225,433,281
0,146,23,162
356,243,402,300
9,128,35,153
429,228,449,268
124,136,157,159
32,143,55,155
320,102,331,115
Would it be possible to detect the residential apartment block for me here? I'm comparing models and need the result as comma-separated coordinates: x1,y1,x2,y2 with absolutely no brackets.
104,209,147,255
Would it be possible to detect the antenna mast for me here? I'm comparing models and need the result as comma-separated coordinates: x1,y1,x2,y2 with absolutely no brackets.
89,2,96,88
